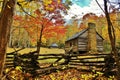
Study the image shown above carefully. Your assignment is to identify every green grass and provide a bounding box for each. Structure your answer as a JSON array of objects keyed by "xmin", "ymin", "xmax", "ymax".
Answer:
[
  {"xmin": 6, "ymin": 47, "xmax": 65, "ymax": 63},
  {"xmin": 7, "ymin": 47, "xmax": 65, "ymax": 54}
]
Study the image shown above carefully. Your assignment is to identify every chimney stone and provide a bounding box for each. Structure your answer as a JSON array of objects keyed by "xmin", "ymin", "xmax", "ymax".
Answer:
[{"xmin": 87, "ymin": 23, "xmax": 97, "ymax": 53}]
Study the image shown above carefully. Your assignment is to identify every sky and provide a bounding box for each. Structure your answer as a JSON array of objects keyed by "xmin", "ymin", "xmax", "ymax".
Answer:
[
  {"xmin": 71, "ymin": 0, "xmax": 91, "ymax": 7},
  {"xmin": 62, "ymin": 0, "xmax": 120, "ymax": 25},
  {"xmin": 63, "ymin": 0, "xmax": 104, "ymax": 21}
]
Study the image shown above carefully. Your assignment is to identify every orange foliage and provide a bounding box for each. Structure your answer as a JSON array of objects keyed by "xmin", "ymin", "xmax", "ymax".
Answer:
[
  {"xmin": 13, "ymin": 9, "xmax": 66, "ymax": 44},
  {"xmin": 79, "ymin": 22, "xmax": 87, "ymax": 31},
  {"xmin": 82, "ymin": 13, "xmax": 98, "ymax": 23}
]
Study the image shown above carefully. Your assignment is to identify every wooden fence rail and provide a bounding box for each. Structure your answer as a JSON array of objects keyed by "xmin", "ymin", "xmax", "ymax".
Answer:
[{"xmin": 5, "ymin": 52, "xmax": 112, "ymax": 76}]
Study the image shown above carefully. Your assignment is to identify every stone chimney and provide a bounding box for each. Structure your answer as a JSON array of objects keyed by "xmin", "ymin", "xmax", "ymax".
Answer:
[{"xmin": 87, "ymin": 23, "xmax": 97, "ymax": 53}]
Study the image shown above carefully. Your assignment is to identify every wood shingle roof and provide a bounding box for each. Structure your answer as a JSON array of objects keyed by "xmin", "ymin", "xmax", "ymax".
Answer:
[{"xmin": 66, "ymin": 28, "xmax": 104, "ymax": 42}]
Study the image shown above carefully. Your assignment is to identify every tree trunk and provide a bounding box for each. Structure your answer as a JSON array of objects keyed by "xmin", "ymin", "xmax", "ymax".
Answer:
[
  {"xmin": 0, "ymin": 0, "xmax": 16, "ymax": 78},
  {"xmin": 8, "ymin": 27, "xmax": 14, "ymax": 47},
  {"xmin": 37, "ymin": 25, "xmax": 44, "ymax": 55},
  {"xmin": 104, "ymin": 0, "xmax": 120, "ymax": 79}
]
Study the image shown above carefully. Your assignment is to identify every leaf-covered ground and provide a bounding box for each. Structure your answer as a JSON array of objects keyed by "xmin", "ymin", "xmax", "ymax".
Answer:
[
  {"xmin": 39, "ymin": 69, "xmax": 115, "ymax": 80},
  {"xmin": 4, "ymin": 67, "xmax": 116, "ymax": 80}
]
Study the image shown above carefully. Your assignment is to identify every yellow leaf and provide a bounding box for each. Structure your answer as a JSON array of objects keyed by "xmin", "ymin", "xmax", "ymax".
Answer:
[
  {"xmin": 42, "ymin": 37, "xmax": 46, "ymax": 43},
  {"xmin": 43, "ymin": 0, "xmax": 52, "ymax": 6},
  {"xmin": 15, "ymin": 66, "xmax": 22, "ymax": 71}
]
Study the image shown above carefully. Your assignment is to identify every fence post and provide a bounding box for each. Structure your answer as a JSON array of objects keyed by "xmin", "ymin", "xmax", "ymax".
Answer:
[{"xmin": 13, "ymin": 53, "xmax": 18, "ymax": 68}]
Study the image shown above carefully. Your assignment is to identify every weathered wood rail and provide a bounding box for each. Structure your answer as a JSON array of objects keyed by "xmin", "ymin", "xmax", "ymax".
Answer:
[
  {"xmin": 5, "ymin": 52, "xmax": 112, "ymax": 76},
  {"xmin": 68, "ymin": 54, "xmax": 109, "ymax": 71},
  {"xmin": 5, "ymin": 48, "xmax": 24, "ymax": 68}
]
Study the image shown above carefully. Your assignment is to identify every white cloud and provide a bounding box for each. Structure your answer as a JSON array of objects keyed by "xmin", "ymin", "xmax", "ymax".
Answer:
[{"xmin": 64, "ymin": 0, "xmax": 104, "ymax": 20}]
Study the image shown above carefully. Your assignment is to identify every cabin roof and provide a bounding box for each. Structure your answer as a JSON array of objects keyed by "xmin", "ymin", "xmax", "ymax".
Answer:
[{"xmin": 66, "ymin": 28, "xmax": 104, "ymax": 42}]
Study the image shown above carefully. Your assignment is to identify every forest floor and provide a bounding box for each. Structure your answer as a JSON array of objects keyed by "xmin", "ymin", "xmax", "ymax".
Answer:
[
  {"xmin": 38, "ymin": 68, "xmax": 116, "ymax": 80},
  {"xmin": 4, "ymin": 67, "xmax": 116, "ymax": 80}
]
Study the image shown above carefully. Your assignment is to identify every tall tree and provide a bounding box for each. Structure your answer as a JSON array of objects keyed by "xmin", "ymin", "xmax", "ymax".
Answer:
[
  {"xmin": 33, "ymin": 0, "xmax": 68, "ymax": 55},
  {"xmin": 0, "ymin": 0, "xmax": 17, "ymax": 78},
  {"xmin": 104, "ymin": 0, "xmax": 120, "ymax": 79},
  {"xmin": 0, "ymin": 0, "xmax": 70, "ymax": 78}
]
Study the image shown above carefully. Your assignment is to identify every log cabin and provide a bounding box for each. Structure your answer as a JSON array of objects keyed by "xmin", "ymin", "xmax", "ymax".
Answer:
[{"xmin": 65, "ymin": 23, "xmax": 104, "ymax": 54}]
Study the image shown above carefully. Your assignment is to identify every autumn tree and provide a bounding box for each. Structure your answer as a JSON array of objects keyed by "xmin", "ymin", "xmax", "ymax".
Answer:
[
  {"xmin": 96, "ymin": 15, "xmax": 106, "ymax": 35},
  {"xmin": 80, "ymin": 13, "xmax": 100, "ymax": 33},
  {"xmin": 12, "ymin": 0, "xmax": 69, "ymax": 54},
  {"xmin": 65, "ymin": 19, "xmax": 80, "ymax": 40},
  {"xmin": 34, "ymin": 0, "xmax": 68, "ymax": 54},
  {"xmin": 109, "ymin": 10, "xmax": 120, "ymax": 44},
  {"xmin": 0, "ymin": 0, "xmax": 71, "ymax": 78},
  {"xmin": 104, "ymin": 0, "xmax": 120, "ymax": 79},
  {"xmin": 82, "ymin": 13, "xmax": 98, "ymax": 24},
  {"xmin": 13, "ymin": 13, "xmax": 66, "ymax": 47},
  {"xmin": 0, "ymin": 0, "xmax": 17, "ymax": 78},
  {"xmin": 14, "ymin": 0, "xmax": 68, "ymax": 54}
]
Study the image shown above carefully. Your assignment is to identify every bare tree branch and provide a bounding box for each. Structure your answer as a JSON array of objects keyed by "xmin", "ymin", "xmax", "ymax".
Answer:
[
  {"xmin": 17, "ymin": 2, "xmax": 35, "ymax": 18},
  {"xmin": 95, "ymin": 0, "xmax": 105, "ymax": 13},
  {"xmin": 96, "ymin": 0, "xmax": 120, "ymax": 32}
]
